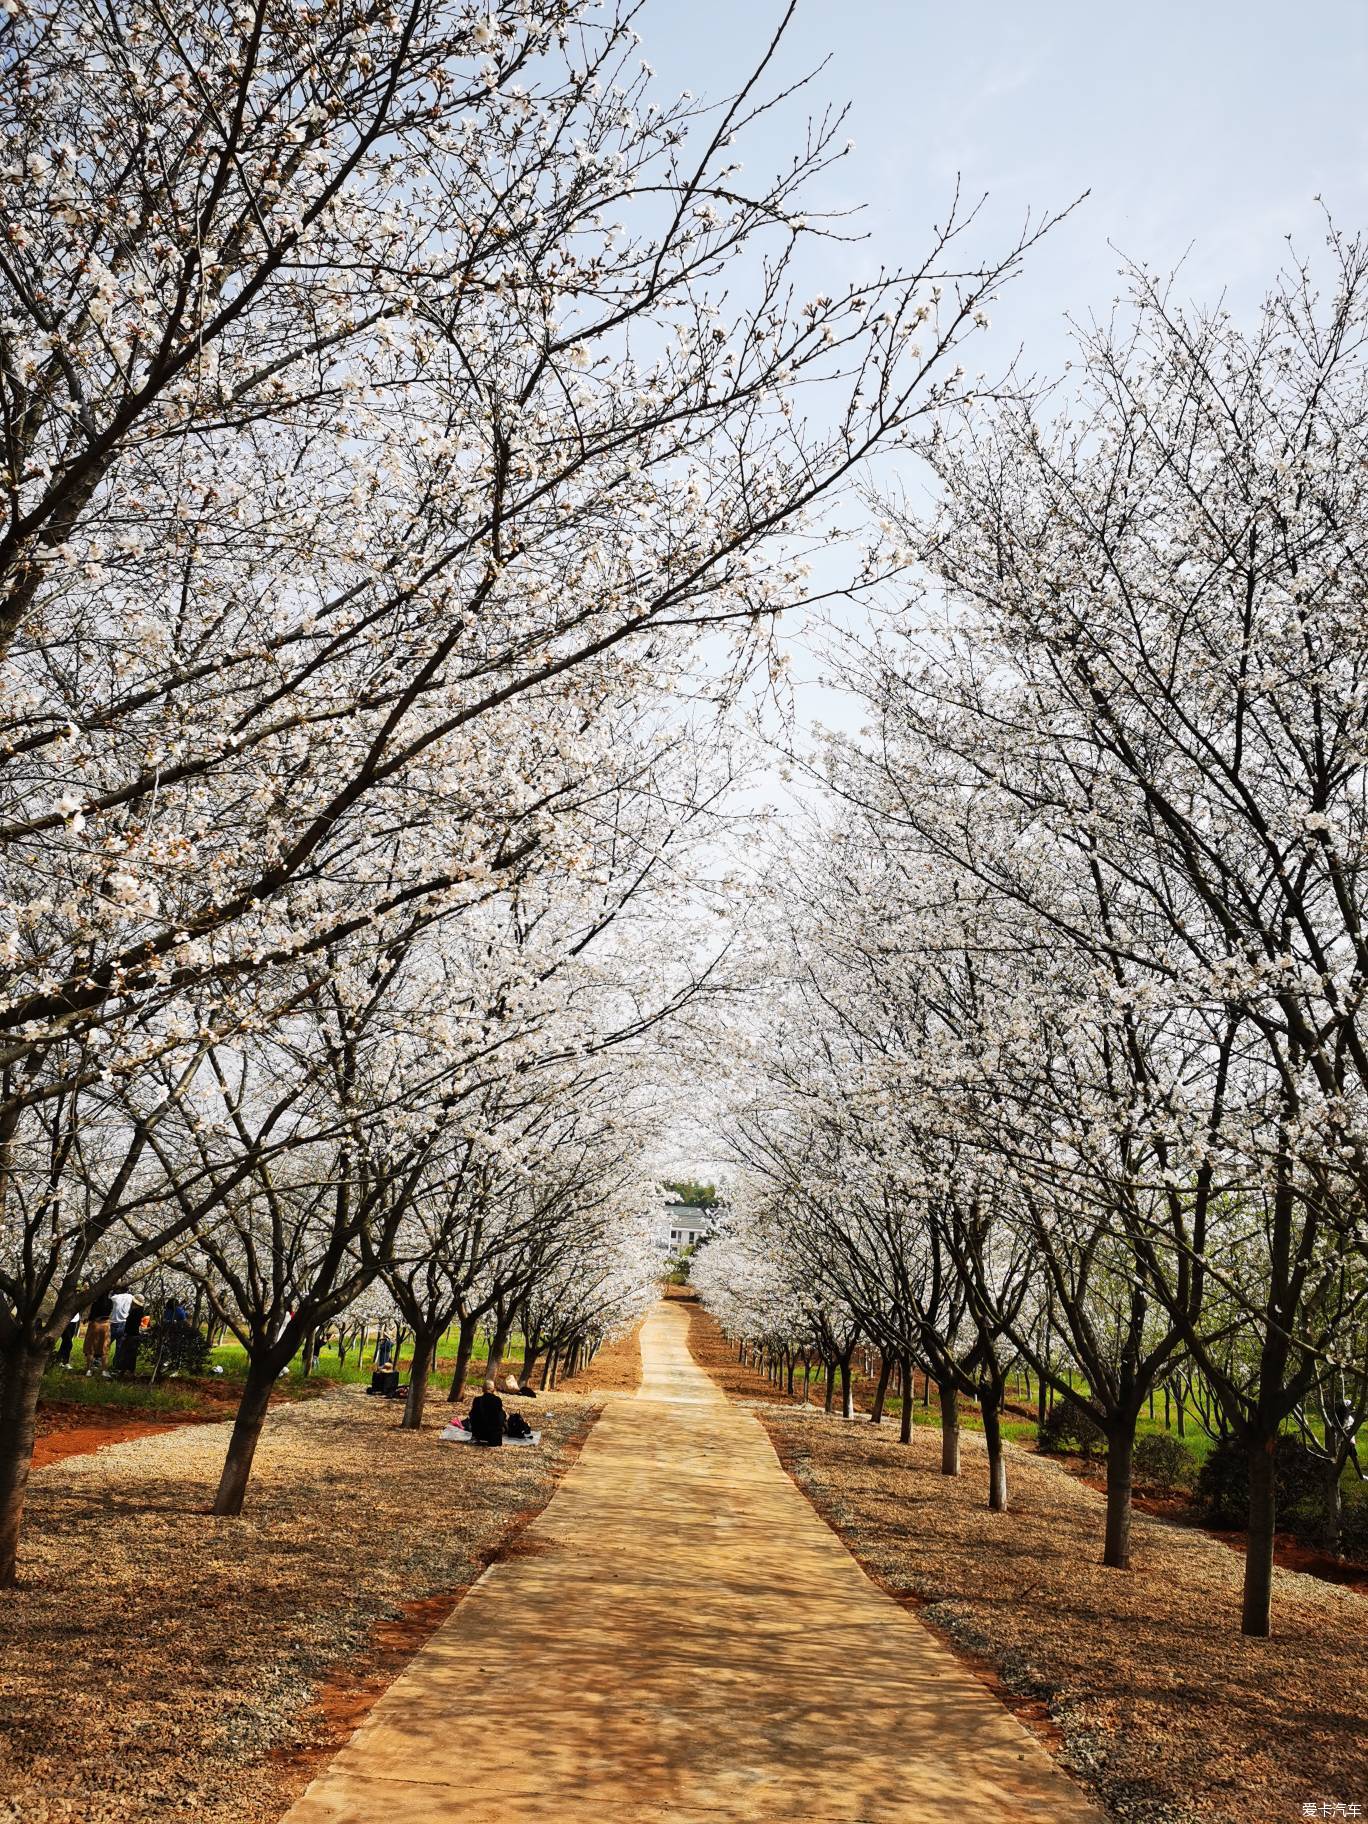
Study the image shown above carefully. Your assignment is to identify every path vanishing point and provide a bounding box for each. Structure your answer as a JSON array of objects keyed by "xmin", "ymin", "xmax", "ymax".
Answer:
[{"xmin": 284, "ymin": 1300, "xmax": 1106, "ymax": 1823}]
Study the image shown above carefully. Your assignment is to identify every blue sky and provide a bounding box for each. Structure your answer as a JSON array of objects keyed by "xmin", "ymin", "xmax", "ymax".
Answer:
[
  {"xmin": 638, "ymin": 1, "xmax": 1368, "ymax": 755},
  {"xmin": 643, "ymin": 0, "xmax": 1368, "ymax": 365},
  {"xmin": 642, "ymin": 1, "xmax": 1368, "ymax": 1169}
]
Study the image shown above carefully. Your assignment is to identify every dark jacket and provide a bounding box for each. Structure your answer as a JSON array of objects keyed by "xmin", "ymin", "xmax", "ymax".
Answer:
[
  {"xmin": 113, "ymin": 1306, "xmax": 144, "ymax": 1373},
  {"xmin": 467, "ymin": 1391, "xmax": 505, "ymax": 1445}
]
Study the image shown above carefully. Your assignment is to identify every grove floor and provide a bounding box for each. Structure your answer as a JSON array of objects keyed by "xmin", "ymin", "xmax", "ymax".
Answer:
[
  {"xmin": 685, "ymin": 1303, "xmax": 1368, "ymax": 1824},
  {"xmin": 1, "ymin": 1383, "xmax": 604, "ymax": 1824},
  {"xmin": 280, "ymin": 1299, "xmax": 1105, "ymax": 1824}
]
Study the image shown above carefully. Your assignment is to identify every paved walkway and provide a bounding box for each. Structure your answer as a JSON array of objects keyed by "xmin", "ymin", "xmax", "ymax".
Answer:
[{"xmin": 284, "ymin": 1302, "xmax": 1105, "ymax": 1823}]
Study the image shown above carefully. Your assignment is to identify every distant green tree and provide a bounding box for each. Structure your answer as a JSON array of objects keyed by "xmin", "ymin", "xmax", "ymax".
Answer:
[{"xmin": 663, "ymin": 1180, "xmax": 717, "ymax": 1208}]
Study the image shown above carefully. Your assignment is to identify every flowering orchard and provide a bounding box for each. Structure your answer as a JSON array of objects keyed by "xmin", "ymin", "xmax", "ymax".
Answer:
[
  {"xmin": 696, "ymin": 237, "xmax": 1368, "ymax": 1641},
  {"xmin": 0, "ymin": 0, "xmax": 1032, "ymax": 1587},
  {"xmin": 7, "ymin": 0, "xmax": 1357, "ymax": 1668}
]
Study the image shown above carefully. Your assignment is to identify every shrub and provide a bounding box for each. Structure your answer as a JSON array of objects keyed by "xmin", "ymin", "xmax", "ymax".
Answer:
[
  {"xmin": 1196, "ymin": 1436, "xmax": 1254, "ymax": 1528},
  {"xmin": 1194, "ymin": 1434, "xmax": 1326, "ymax": 1530},
  {"xmin": 1037, "ymin": 1400, "xmax": 1107, "ymax": 1459},
  {"xmin": 136, "ymin": 1322, "xmax": 210, "ymax": 1378},
  {"xmin": 1132, "ymin": 1431, "xmax": 1197, "ymax": 1491}
]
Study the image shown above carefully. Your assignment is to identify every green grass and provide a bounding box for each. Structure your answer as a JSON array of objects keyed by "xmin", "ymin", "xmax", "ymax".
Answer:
[
  {"xmin": 796, "ymin": 1368, "xmax": 1222, "ymax": 1466},
  {"xmin": 42, "ymin": 1323, "xmax": 527, "ymax": 1422},
  {"xmin": 40, "ymin": 1363, "xmax": 201, "ymax": 1414},
  {"xmin": 206, "ymin": 1326, "xmax": 515, "ymax": 1387},
  {"xmin": 1133, "ymin": 1408, "xmax": 1216, "ymax": 1462},
  {"xmin": 868, "ymin": 1379, "xmax": 1338, "ymax": 1477}
]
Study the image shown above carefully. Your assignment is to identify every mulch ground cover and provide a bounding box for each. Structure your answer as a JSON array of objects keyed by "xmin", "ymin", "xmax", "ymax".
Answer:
[
  {"xmin": 1, "ymin": 1385, "xmax": 601, "ymax": 1824},
  {"xmin": 32, "ymin": 1372, "xmax": 338, "ymax": 1470},
  {"xmin": 554, "ymin": 1320, "xmax": 644, "ymax": 1395},
  {"xmin": 32, "ymin": 1406, "xmax": 218, "ymax": 1470},
  {"xmin": 686, "ymin": 1296, "xmax": 1368, "ymax": 1824}
]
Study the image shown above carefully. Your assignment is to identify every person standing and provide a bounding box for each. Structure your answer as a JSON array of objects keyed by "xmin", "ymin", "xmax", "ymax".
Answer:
[
  {"xmin": 54, "ymin": 1314, "xmax": 80, "ymax": 1368},
  {"xmin": 85, "ymin": 1291, "xmax": 114, "ymax": 1376},
  {"xmin": 109, "ymin": 1288, "xmax": 133, "ymax": 1351},
  {"xmin": 113, "ymin": 1299, "xmax": 145, "ymax": 1376}
]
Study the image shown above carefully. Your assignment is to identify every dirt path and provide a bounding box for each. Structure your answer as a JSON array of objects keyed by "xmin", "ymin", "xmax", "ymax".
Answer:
[{"xmin": 282, "ymin": 1301, "xmax": 1106, "ymax": 1824}]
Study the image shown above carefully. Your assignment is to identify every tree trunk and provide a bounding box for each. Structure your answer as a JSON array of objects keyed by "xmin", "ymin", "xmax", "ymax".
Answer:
[
  {"xmin": 982, "ymin": 1397, "xmax": 1008, "ymax": 1511},
  {"xmin": 939, "ymin": 1381, "xmax": 960, "ymax": 1476},
  {"xmin": 1103, "ymin": 1422, "xmax": 1135, "ymax": 1568},
  {"xmin": 520, "ymin": 1343, "xmax": 541, "ymax": 1389},
  {"xmin": 786, "ymin": 1354, "xmax": 796, "ymax": 1396},
  {"xmin": 485, "ymin": 1317, "xmax": 514, "ymax": 1388},
  {"xmin": 839, "ymin": 1354, "xmax": 854, "ymax": 1420},
  {"xmin": 1241, "ymin": 1438, "xmax": 1277, "ymax": 1637},
  {"xmin": 823, "ymin": 1358, "xmax": 836, "ymax": 1413},
  {"xmin": 212, "ymin": 1358, "xmax": 277, "ymax": 1517},
  {"xmin": 1321, "ymin": 1462, "xmax": 1343, "ymax": 1557},
  {"xmin": 402, "ymin": 1333, "xmax": 433, "ymax": 1430},
  {"xmin": 870, "ymin": 1354, "xmax": 892, "ymax": 1424},
  {"xmin": 0, "ymin": 1341, "xmax": 50, "ymax": 1587},
  {"xmin": 802, "ymin": 1358, "xmax": 812, "ymax": 1403},
  {"xmin": 899, "ymin": 1358, "xmax": 914, "ymax": 1444},
  {"xmin": 446, "ymin": 1313, "xmax": 479, "ymax": 1403}
]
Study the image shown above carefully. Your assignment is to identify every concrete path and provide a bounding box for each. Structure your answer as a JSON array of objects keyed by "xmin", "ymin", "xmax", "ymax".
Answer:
[{"xmin": 283, "ymin": 1301, "xmax": 1105, "ymax": 1823}]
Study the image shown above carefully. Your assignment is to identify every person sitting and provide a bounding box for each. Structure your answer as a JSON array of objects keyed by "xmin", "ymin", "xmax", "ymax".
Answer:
[
  {"xmin": 466, "ymin": 1379, "xmax": 506, "ymax": 1446},
  {"xmin": 503, "ymin": 1373, "xmax": 537, "ymax": 1399}
]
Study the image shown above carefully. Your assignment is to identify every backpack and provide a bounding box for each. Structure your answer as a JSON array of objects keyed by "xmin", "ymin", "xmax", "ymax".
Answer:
[{"xmin": 506, "ymin": 1411, "xmax": 533, "ymax": 1440}]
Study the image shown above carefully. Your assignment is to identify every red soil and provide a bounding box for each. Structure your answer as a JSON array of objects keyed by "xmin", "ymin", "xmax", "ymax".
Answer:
[
  {"xmin": 1205, "ymin": 1523, "xmax": 1368, "ymax": 1594},
  {"xmin": 33, "ymin": 1377, "xmax": 292, "ymax": 1471},
  {"xmin": 1067, "ymin": 1464, "xmax": 1368, "ymax": 1598},
  {"xmin": 33, "ymin": 1404, "xmax": 213, "ymax": 1469}
]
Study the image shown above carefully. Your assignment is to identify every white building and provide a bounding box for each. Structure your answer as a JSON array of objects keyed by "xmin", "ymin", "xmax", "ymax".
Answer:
[{"xmin": 658, "ymin": 1201, "xmax": 713, "ymax": 1253}]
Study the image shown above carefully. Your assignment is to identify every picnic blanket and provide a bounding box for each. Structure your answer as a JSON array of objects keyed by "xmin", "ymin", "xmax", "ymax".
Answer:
[{"xmin": 439, "ymin": 1424, "xmax": 541, "ymax": 1446}]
